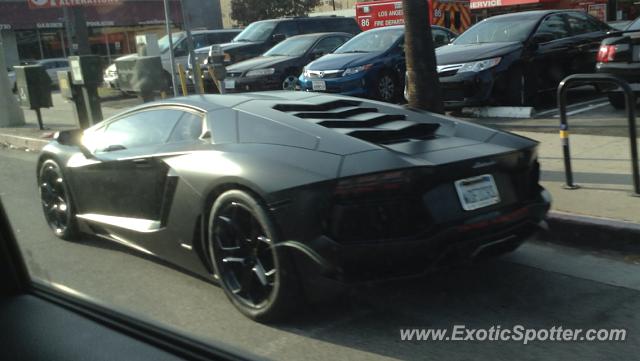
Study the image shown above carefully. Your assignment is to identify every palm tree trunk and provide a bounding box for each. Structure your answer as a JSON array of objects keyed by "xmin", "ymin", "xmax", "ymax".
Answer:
[{"xmin": 403, "ymin": 0, "xmax": 444, "ymax": 113}]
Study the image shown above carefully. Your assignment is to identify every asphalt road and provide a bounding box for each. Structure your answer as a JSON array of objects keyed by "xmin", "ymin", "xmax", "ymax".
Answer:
[{"xmin": 1, "ymin": 147, "xmax": 640, "ymax": 360}]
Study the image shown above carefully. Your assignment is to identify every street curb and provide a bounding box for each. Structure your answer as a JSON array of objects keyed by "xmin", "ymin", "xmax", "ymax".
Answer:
[
  {"xmin": 0, "ymin": 133, "xmax": 48, "ymax": 151},
  {"xmin": 543, "ymin": 211, "xmax": 640, "ymax": 254}
]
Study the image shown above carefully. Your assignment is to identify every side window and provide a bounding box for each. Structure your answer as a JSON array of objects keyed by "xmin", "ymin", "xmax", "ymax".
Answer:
[
  {"xmin": 274, "ymin": 21, "xmax": 299, "ymax": 37},
  {"xmin": 567, "ymin": 13, "xmax": 601, "ymax": 34},
  {"xmin": 192, "ymin": 34, "xmax": 209, "ymax": 49},
  {"xmin": 168, "ymin": 112, "xmax": 205, "ymax": 143},
  {"xmin": 99, "ymin": 109, "xmax": 183, "ymax": 151},
  {"xmin": 312, "ymin": 37, "xmax": 347, "ymax": 54},
  {"xmin": 535, "ymin": 14, "xmax": 570, "ymax": 41},
  {"xmin": 432, "ymin": 29, "xmax": 448, "ymax": 47}
]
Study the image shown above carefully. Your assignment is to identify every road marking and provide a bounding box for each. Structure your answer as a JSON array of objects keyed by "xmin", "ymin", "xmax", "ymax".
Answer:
[
  {"xmin": 554, "ymin": 101, "xmax": 610, "ymax": 118},
  {"xmin": 535, "ymin": 97, "xmax": 608, "ymax": 118}
]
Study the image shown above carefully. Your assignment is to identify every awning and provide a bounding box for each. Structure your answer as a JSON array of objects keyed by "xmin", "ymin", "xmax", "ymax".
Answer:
[
  {"xmin": 469, "ymin": 0, "xmax": 556, "ymax": 10},
  {"xmin": 0, "ymin": 0, "xmax": 182, "ymax": 30}
]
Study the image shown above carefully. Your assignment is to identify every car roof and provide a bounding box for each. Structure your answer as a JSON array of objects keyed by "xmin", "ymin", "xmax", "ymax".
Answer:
[
  {"xmin": 483, "ymin": 9, "xmax": 589, "ymax": 21},
  {"xmin": 285, "ymin": 32, "xmax": 353, "ymax": 40},
  {"xmin": 191, "ymin": 29, "xmax": 242, "ymax": 34}
]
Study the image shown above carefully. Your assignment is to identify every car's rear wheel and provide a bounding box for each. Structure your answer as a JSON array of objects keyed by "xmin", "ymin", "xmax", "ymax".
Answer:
[
  {"xmin": 281, "ymin": 74, "xmax": 298, "ymax": 91},
  {"xmin": 375, "ymin": 71, "xmax": 398, "ymax": 103},
  {"xmin": 207, "ymin": 190, "xmax": 302, "ymax": 322},
  {"xmin": 608, "ymin": 93, "xmax": 627, "ymax": 109},
  {"xmin": 38, "ymin": 159, "xmax": 78, "ymax": 240}
]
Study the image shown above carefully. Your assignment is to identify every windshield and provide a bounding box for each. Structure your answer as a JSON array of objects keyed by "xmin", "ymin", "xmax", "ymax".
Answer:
[
  {"xmin": 454, "ymin": 16, "xmax": 538, "ymax": 44},
  {"xmin": 158, "ymin": 32, "xmax": 184, "ymax": 53},
  {"xmin": 335, "ymin": 28, "xmax": 403, "ymax": 53},
  {"xmin": 233, "ymin": 21, "xmax": 277, "ymax": 42},
  {"xmin": 264, "ymin": 36, "xmax": 316, "ymax": 56}
]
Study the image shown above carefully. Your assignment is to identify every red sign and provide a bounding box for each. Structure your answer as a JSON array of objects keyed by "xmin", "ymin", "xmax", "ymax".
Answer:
[
  {"xmin": 469, "ymin": 0, "xmax": 556, "ymax": 9},
  {"xmin": 27, "ymin": 0, "xmax": 120, "ymax": 9},
  {"xmin": 355, "ymin": 0, "xmax": 433, "ymax": 31}
]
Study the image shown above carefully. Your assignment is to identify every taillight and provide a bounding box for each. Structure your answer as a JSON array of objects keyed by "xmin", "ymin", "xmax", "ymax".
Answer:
[
  {"xmin": 597, "ymin": 45, "xmax": 616, "ymax": 63},
  {"xmin": 334, "ymin": 170, "xmax": 410, "ymax": 197}
]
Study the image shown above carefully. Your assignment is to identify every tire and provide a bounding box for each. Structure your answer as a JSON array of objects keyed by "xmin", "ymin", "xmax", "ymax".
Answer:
[
  {"xmin": 506, "ymin": 66, "xmax": 536, "ymax": 107},
  {"xmin": 38, "ymin": 159, "xmax": 79, "ymax": 240},
  {"xmin": 281, "ymin": 73, "xmax": 298, "ymax": 91},
  {"xmin": 608, "ymin": 93, "xmax": 626, "ymax": 110},
  {"xmin": 207, "ymin": 190, "xmax": 303, "ymax": 322},
  {"xmin": 374, "ymin": 71, "xmax": 398, "ymax": 103}
]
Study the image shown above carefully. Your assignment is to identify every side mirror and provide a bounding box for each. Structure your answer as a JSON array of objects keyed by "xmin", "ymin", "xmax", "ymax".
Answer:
[
  {"xmin": 531, "ymin": 33, "xmax": 554, "ymax": 44},
  {"xmin": 54, "ymin": 129, "xmax": 95, "ymax": 159},
  {"xmin": 449, "ymin": 37, "xmax": 456, "ymax": 44},
  {"xmin": 271, "ymin": 33, "xmax": 286, "ymax": 44},
  {"xmin": 310, "ymin": 51, "xmax": 325, "ymax": 60}
]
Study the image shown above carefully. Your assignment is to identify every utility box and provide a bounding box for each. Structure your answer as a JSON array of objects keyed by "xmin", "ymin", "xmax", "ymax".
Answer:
[
  {"xmin": 14, "ymin": 65, "xmax": 52, "ymax": 110},
  {"xmin": 68, "ymin": 55, "xmax": 103, "ymax": 86},
  {"xmin": 116, "ymin": 56, "xmax": 166, "ymax": 95}
]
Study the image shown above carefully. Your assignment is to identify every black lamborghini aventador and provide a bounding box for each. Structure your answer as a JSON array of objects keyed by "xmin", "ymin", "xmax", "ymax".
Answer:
[{"xmin": 37, "ymin": 92, "xmax": 551, "ymax": 321}]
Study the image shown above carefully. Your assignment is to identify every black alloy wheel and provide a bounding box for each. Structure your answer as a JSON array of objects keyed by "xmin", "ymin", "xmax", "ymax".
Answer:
[
  {"xmin": 282, "ymin": 74, "xmax": 298, "ymax": 90},
  {"xmin": 375, "ymin": 72, "xmax": 398, "ymax": 103},
  {"xmin": 208, "ymin": 190, "xmax": 301, "ymax": 322},
  {"xmin": 38, "ymin": 159, "xmax": 78, "ymax": 240}
]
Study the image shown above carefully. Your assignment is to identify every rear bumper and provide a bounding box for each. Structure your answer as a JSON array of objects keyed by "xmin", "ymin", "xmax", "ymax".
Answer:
[
  {"xmin": 596, "ymin": 63, "xmax": 640, "ymax": 84},
  {"xmin": 289, "ymin": 188, "xmax": 551, "ymax": 283},
  {"xmin": 224, "ymin": 76, "xmax": 282, "ymax": 93}
]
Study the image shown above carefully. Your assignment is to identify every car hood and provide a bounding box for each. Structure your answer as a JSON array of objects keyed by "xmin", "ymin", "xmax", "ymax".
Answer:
[
  {"xmin": 306, "ymin": 52, "xmax": 384, "ymax": 71},
  {"xmin": 227, "ymin": 56, "xmax": 296, "ymax": 73},
  {"xmin": 436, "ymin": 42, "xmax": 522, "ymax": 65}
]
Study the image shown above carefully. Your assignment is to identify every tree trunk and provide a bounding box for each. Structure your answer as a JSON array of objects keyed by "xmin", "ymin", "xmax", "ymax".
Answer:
[{"xmin": 403, "ymin": 0, "xmax": 444, "ymax": 114}]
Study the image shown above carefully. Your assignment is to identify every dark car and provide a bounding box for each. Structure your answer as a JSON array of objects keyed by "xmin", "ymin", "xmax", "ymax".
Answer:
[
  {"xmin": 298, "ymin": 25, "xmax": 456, "ymax": 103},
  {"xmin": 596, "ymin": 17, "xmax": 640, "ymax": 108},
  {"xmin": 436, "ymin": 10, "xmax": 612, "ymax": 108},
  {"xmin": 188, "ymin": 16, "xmax": 360, "ymax": 71},
  {"xmin": 223, "ymin": 32, "xmax": 352, "ymax": 93},
  {"xmin": 37, "ymin": 92, "xmax": 550, "ymax": 322}
]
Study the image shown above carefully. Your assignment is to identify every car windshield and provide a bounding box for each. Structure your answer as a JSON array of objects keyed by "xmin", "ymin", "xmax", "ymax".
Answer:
[
  {"xmin": 158, "ymin": 32, "xmax": 185, "ymax": 53},
  {"xmin": 264, "ymin": 36, "xmax": 317, "ymax": 56},
  {"xmin": 627, "ymin": 18, "xmax": 640, "ymax": 31},
  {"xmin": 335, "ymin": 28, "xmax": 403, "ymax": 53},
  {"xmin": 232, "ymin": 21, "xmax": 277, "ymax": 42},
  {"xmin": 454, "ymin": 16, "xmax": 538, "ymax": 44}
]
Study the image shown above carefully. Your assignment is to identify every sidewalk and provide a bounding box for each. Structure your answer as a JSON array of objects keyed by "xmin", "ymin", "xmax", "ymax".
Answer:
[{"xmin": 1, "ymin": 96, "xmax": 639, "ymax": 232}]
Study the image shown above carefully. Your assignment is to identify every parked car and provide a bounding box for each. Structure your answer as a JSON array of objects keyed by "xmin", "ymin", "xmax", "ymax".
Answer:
[
  {"xmin": 37, "ymin": 91, "xmax": 550, "ymax": 321},
  {"xmin": 298, "ymin": 25, "xmax": 456, "ymax": 102},
  {"xmin": 436, "ymin": 10, "xmax": 612, "ymax": 108},
  {"xmin": 9, "ymin": 58, "xmax": 69, "ymax": 92},
  {"xmin": 104, "ymin": 29, "xmax": 241, "ymax": 90},
  {"xmin": 188, "ymin": 16, "xmax": 361, "ymax": 73},
  {"xmin": 223, "ymin": 32, "xmax": 352, "ymax": 93},
  {"xmin": 596, "ymin": 16, "xmax": 640, "ymax": 108}
]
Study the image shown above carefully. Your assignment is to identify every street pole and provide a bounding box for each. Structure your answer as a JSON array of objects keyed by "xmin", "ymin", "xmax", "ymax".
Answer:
[
  {"xmin": 0, "ymin": 36, "xmax": 25, "ymax": 127},
  {"xmin": 179, "ymin": 0, "xmax": 202, "ymax": 94},
  {"xmin": 163, "ymin": 0, "xmax": 178, "ymax": 97},
  {"xmin": 403, "ymin": 0, "xmax": 444, "ymax": 113},
  {"xmin": 71, "ymin": 7, "xmax": 91, "ymax": 55}
]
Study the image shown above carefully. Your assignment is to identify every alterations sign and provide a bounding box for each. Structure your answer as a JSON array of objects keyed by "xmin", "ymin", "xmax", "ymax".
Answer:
[{"xmin": 27, "ymin": 0, "xmax": 120, "ymax": 9}]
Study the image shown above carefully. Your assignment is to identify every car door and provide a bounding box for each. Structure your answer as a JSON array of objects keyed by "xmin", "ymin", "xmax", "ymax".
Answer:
[
  {"xmin": 529, "ymin": 13, "xmax": 574, "ymax": 90},
  {"xmin": 566, "ymin": 12, "xmax": 610, "ymax": 73},
  {"xmin": 68, "ymin": 108, "xmax": 185, "ymax": 223}
]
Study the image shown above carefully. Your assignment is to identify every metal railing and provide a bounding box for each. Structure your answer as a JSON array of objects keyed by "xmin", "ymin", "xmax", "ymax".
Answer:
[{"xmin": 557, "ymin": 73, "xmax": 640, "ymax": 197}]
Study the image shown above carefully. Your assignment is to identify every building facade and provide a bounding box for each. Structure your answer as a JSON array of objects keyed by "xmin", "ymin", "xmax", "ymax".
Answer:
[{"xmin": 1, "ymin": 0, "xmax": 223, "ymax": 68}]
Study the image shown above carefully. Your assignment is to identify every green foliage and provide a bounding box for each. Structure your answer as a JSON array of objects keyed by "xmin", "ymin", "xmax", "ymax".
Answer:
[{"xmin": 230, "ymin": 0, "xmax": 321, "ymax": 26}]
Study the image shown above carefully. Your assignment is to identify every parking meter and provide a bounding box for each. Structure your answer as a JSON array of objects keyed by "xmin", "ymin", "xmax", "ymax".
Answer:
[
  {"xmin": 14, "ymin": 65, "xmax": 52, "ymax": 130},
  {"xmin": 208, "ymin": 45, "xmax": 227, "ymax": 94},
  {"xmin": 58, "ymin": 70, "xmax": 91, "ymax": 129},
  {"xmin": 116, "ymin": 56, "xmax": 166, "ymax": 102},
  {"xmin": 68, "ymin": 55, "xmax": 103, "ymax": 128}
]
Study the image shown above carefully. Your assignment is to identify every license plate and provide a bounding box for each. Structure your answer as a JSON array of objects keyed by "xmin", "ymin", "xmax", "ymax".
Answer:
[
  {"xmin": 224, "ymin": 79, "xmax": 235, "ymax": 89},
  {"xmin": 312, "ymin": 80, "xmax": 326, "ymax": 91},
  {"xmin": 454, "ymin": 174, "xmax": 500, "ymax": 211}
]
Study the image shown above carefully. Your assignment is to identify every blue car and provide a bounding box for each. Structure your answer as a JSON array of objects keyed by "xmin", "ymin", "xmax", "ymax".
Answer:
[{"xmin": 298, "ymin": 25, "xmax": 455, "ymax": 102}]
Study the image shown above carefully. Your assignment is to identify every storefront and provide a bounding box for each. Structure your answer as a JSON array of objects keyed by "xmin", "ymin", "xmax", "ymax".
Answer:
[
  {"xmin": 0, "ymin": 0, "xmax": 187, "ymax": 66},
  {"xmin": 469, "ymin": 0, "xmax": 611, "ymax": 22}
]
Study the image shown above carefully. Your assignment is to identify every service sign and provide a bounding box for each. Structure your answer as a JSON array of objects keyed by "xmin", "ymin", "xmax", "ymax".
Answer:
[{"xmin": 27, "ymin": 0, "xmax": 120, "ymax": 9}]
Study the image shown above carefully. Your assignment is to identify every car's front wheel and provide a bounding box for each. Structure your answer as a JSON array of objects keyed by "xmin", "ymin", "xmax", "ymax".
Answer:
[
  {"xmin": 281, "ymin": 73, "xmax": 298, "ymax": 90},
  {"xmin": 207, "ymin": 190, "xmax": 302, "ymax": 322},
  {"xmin": 38, "ymin": 159, "xmax": 78, "ymax": 240},
  {"xmin": 375, "ymin": 71, "xmax": 398, "ymax": 103},
  {"xmin": 506, "ymin": 66, "xmax": 536, "ymax": 107}
]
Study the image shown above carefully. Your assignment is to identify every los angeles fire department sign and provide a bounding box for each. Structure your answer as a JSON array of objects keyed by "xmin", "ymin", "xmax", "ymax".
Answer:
[{"xmin": 28, "ymin": 0, "xmax": 120, "ymax": 9}]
